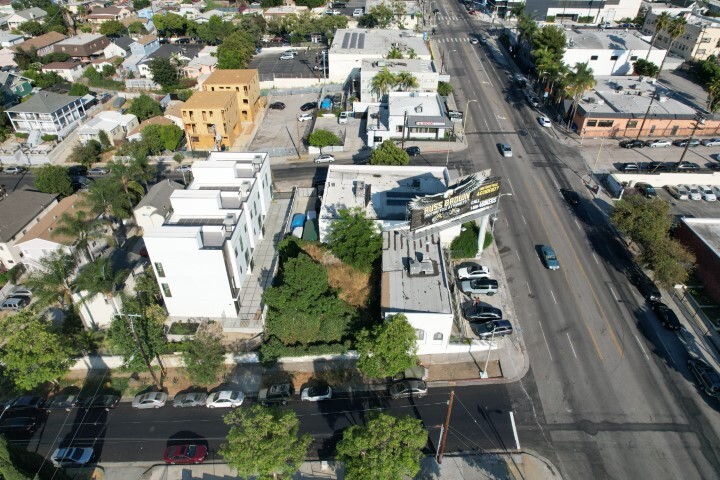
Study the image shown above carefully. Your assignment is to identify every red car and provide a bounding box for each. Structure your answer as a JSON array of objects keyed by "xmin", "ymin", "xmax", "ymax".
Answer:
[{"xmin": 163, "ymin": 444, "xmax": 208, "ymax": 464}]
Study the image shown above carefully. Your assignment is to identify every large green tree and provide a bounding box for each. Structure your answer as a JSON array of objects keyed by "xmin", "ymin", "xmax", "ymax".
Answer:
[
  {"xmin": 0, "ymin": 436, "xmax": 30, "ymax": 480},
  {"xmin": 69, "ymin": 139, "xmax": 102, "ymax": 167},
  {"xmin": 326, "ymin": 208, "xmax": 382, "ymax": 273},
  {"xmin": 0, "ymin": 311, "xmax": 73, "ymax": 391},
  {"xmin": 128, "ymin": 94, "xmax": 162, "ymax": 121},
  {"xmin": 75, "ymin": 256, "xmax": 127, "ymax": 313},
  {"xmin": 99, "ymin": 19, "xmax": 127, "ymax": 37},
  {"xmin": 25, "ymin": 250, "xmax": 77, "ymax": 308},
  {"xmin": 148, "ymin": 57, "xmax": 179, "ymax": 90},
  {"xmin": 142, "ymin": 123, "xmax": 184, "ymax": 153},
  {"xmin": 356, "ymin": 313, "xmax": 418, "ymax": 378},
  {"xmin": 308, "ymin": 129, "xmax": 340, "ymax": 148},
  {"xmin": 217, "ymin": 31, "xmax": 257, "ymax": 69},
  {"xmin": 369, "ymin": 139, "xmax": 410, "ymax": 166},
  {"xmin": 220, "ymin": 404, "xmax": 311, "ymax": 479},
  {"xmin": 34, "ymin": 164, "xmax": 73, "ymax": 197},
  {"xmin": 182, "ymin": 330, "xmax": 225, "ymax": 385},
  {"xmin": 197, "ymin": 15, "xmax": 235, "ymax": 45},
  {"xmin": 336, "ymin": 413, "xmax": 427, "ymax": 480},
  {"xmin": 611, "ymin": 195, "xmax": 671, "ymax": 248},
  {"xmin": 638, "ymin": 237, "xmax": 695, "ymax": 288}
]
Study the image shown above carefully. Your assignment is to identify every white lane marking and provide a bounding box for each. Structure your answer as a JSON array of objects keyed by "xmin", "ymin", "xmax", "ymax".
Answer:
[
  {"xmin": 567, "ymin": 333, "xmax": 578, "ymax": 359},
  {"xmin": 521, "ymin": 215, "xmax": 527, "ymax": 225},
  {"xmin": 574, "ymin": 219, "xmax": 581, "ymax": 231},
  {"xmin": 609, "ymin": 287, "xmax": 618, "ymax": 302},
  {"xmin": 634, "ymin": 334, "xmax": 650, "ymax": 360},
  {"xmin": 550, "ymin": 290, "xmax": 557, "ymax": 305},
  {"xmin": 516, "ymin": 250, "xmax": 521, "ymax": 262},
  {"xmin": 552, "ymin": 178, "xmax": 560, "ymax": 190},
  {"xmin": 526, "ymin": 282, "xmax": 532, "ymax": 295},
  {"xmin": 507, "ymin": 178, "xmax": 516, "ymax": 196},
  {"xmin": 592, "ymin": 252, "xmax": 599, "ymax": 265},
  {"xmin": 538, "ymin": 320, "xmax": 553, "ymax": 361},
  {"xmin": 504, "ymin": 217, "xmax": 509, "ymax": 227},
  {"xmin": 509, "ymin": 412, "xmax": 521, "ymax": 450}
]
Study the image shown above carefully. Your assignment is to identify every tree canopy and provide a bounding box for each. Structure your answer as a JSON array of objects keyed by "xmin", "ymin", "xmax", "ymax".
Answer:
[
  {"xmin": 326, "ymin": 208, "xmax": 383, "ymax": 273},
  {"xmin": 611, "ymin": 195, "xmax": 672, "ymax": 248},
  {"xmin": 308, "ymin": 129, "xmax": 341, "ymax": 148},
  {"xmin": 336, "ymin": 412, "xmax": 427, "ymax": 480},
  {"xmin": 148, "ymin": 57, "xmax": 179, "ymax": 90},
  {"xmin": 217, "ymin": 31, "xmax": 257, "ymax": 69},
  {"xmin": 182, "ymin": 330, "xmax": 225, "ymax": 385},
  {"xmin": 69, "ymin": 139, "xmax": 102, "ymax": 167},
  {"xmin": 128, "ymin": 94, "xmax": 162, "ymax": 121},
  {"xmin": 369, "ymin": 140, "xmax": 410, "ymax": 166},
  {"xmin": 34, "ymin": 164, "xmax": 73, "ymax": 197},
  {"xmin": 356, "ymin": 313, "xmax": 418, "ymax": 378},
  {"xmin": 25, "ymin": 250, "xmax": 77, "ymax": 308},
  {"xmin": 142, "ymin": 123, "xmax": 184, "ymax": 153},
  {"xmin": 99, "ymin": 19, "xmax": 127, "ymax": 37},
  {"xmin": 0, "ymin": 436, "xmax": 30, "ymax": 480}
]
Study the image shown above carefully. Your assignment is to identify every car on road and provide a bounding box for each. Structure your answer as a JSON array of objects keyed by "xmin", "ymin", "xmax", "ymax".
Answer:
[
  {"xmin": 67, "ymin": 165, "xmax": 88, "ymax": 176},
  {"xmin": 667, "ymin": 185, "xmax": 689, "ymax": 200},
  {"xmin": 646, "ymin": 139, "xmax": 671, "ymax": 148},
  {"xmin": 472, "ymin": 319, "xmax": 514, "ymax": 339},
  {"xmin": 405, "ymin": 146, "xmax": 421, "ymax": 156},
  {"xmin": 687, "ymin": 358, "xmax": 720, "ymax": 397},
  {"xmin": 621, "ymin": 162, "xmax": 640, "ymax": 172},
  {"xmin": 175, "ymin": 165, "xmax": 192, "ymax": 173},
  {"xmin": 163, "ymin": 444, "xmax": 208, "ymax": 465},
  {"xmin": 636, "ymin": 183, "xmax": 656, "ymax": 198},
  {"xmin": 540, "ymin": 245, "xmax": 560, "ymax": 270},
  {"xmin": 300, "ymin": 385, "xmax": 333, "ymax": 402},
  {"xmin": 499, "ymin": 143, "xmax": 512, "ymax": 157},
  {"xmin": 206, "ymin": 390, "xmax": 244, "ymax": 408},
  {"xmin": 635, "ymin": 274, "xmax": 661, "ymax": 301},
  {"xmin": 479, "ymin": 36, "xmax": 487, "ymax": 44},
  {"xmin": 298, "ymin": 113, "xmax": 313, "ymax": 122},
  {"xmin": 538, "ymin": 116, "xmax": 552, "ymax": 127},
  {"xmin": 674, "ymin": 161, "xmax": 700, "ymax": 172},
  {"xmin": 699, "ymin": 185, "xmax": 717, "ymax": 201},
  {"xmin": 5, "ymin": 396, "xmax": 45, "ymax": 411},
  {"xmin": 701, "ymin": 137, "xmax": 720, "ymax": 146},
  {"xmin": 470, "ymin": 37, "xmax": 479, "ymax": 45},
  {"xmin": 173, "ymin": 393, "xmax": 208, "ymax": 408},
  {"xmin": 88, "ymin": 167, "xmax": 108, "ymax": 175},
  {"xmin": 673, "ymin": 138, "xmax": 701, "ymax": 147},
  {"xmin": 51, "ymin": 447, "xmax": 93, "ymax": 467},
  {"xmin": 645, "ymin": 161, "xmax": 670, "ymax": 172},
  {"xmin": 4, "ymin": 166, "xmax": 25, "ymax": 174},
  {"xmin": 45, "ymin": 395, "xmax": 79, "ymax": 412},
  {"xmin": 560, "ymin": 188, "xmax": 580, "ymax": 205},
  {"xmin": 81, "ymin": 395, "xmax": 120, "ymax": 411},
  {"xmin": 389, "ymin": 380, "xmax": 427, "ymax": 399},
  {"xmin": 619, "ymin": 139, "xmax": 644, "ymax": 149},
  {"xmin": 0, "ymin": 417, "xmax": 37, "ymax": 434},
  {"xmin": 269, "ymin": 102, "xmax": 285, "ymax": 110},
  {"xmin": 460, "ymin": 278, "xmax": 499, "ymax": 296},
  {"xmin": 686, "ymin": 185, "xmax": 702, "ymax": 200},
  {"xmin": 280, "ymin": 53, "xmax": 294, "ymax": 60},
  {"xmin": 457, "ymin": 264, "xmax": 490, "ymax": 280},
  {"xmin": 463, "ymin": 305, "xmax": 502, "ymax": 322},
  {"xmin": 258, "ymin": 383, "xmax": 294, "ymax": 406},
  {"xmin": 651, "ymin": 301, "xmax": 681, "ymax": 331},
  {"xmin": 314, "ymin": 154, "xmax": 335, "ymax": 164},
  {"xmin": 300, "ymin": 102, "xmax": 316, "ymax": 111},
  {"xmin": 132, "ymin": 392, "xmax": 168, "ymax": 409}
]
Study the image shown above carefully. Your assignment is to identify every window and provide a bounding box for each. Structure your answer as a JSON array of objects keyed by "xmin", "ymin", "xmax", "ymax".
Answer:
[
  {"xmin": 415, "ymin": 329, "xmax": 425, "ymax": 341},
  {"xmin": 627, "ymin": 120, "xmax": 638, "ymax": 128},
  {"xmin": 590, "ymin": 55, "xmax": 598, "ymax": 60},
  {"xmin": 587, "ymin": 120, "xmax": 597, "ymax": 127},
  {"xmin": 190, "ymin": 136, "xmax": 199, "ymax": 142},
  {"xmin": 630, "ymin": 56, "xmax": 638, "ymax": 61},
  {"xmin": 154, "ymin": 262, "xmax": 165, "ymax": 277},
  {"xmin": 598, "ymin": 120, "xmax": 614, "ymax": 128},
  {"xmin": 396, "ymin": 125, "xmax": 404, "ymax": 133},
  {"xmin": 610, "ymin": 55, "xmax": 619, "ymax": 61},
  {"xmin": 244, "ymin": 249, "xmax": 250, "ymax": 264},
  {"xmin": 161, "ymin": 283, "xmax": 172, "ymax": 297},
  {"xmin": 433, "ymin": 332, "xmax": 443, "ymax": 342}
]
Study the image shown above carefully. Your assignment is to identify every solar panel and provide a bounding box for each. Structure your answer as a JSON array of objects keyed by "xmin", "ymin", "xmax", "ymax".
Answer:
[
  {"xmin": 341, "ymin": 33, "xmax": 350, "ymax": 49},
  {"xmin": 358, "ymin": 33, "xmax": 365, "ymax": 49},
  {"xmin": 350, "ymin": 32, "xmax": 358, "ymax": 49}
]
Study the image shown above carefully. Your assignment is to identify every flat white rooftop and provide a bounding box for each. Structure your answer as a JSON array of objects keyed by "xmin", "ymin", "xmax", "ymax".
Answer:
[
  {"xmin": 388, "ymin": 92, "xmax": 444, "ymax": 118},
  {"xmin": 362, "ymin": 58, "xmax": 435, "ymax": 74},
  {"xmin": 566, "ymin": 29, "xmax": 652, "ymax": 50},
  {"xmin": 330, "ymin": 28, "xmax": 430, "ymax": 58}
]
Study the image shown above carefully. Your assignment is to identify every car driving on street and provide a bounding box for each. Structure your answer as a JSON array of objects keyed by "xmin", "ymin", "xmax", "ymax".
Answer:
[{"xmin": 540, "ymin": 245, "xmax": 560, "ymax": 270}]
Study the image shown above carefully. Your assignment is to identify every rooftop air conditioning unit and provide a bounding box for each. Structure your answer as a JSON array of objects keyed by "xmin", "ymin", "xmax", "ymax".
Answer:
[
  {"xmin": 377, "ymin": 61, "xmax": 386, "ymax": 67},
  {"xmin": 414, "ymin": 105, "xmax": 423, "ymax": 113},
  {"xmin": 408, "ymin": 256, "xmax": 434, "ymax": 275},
  {"xmin": 223, "ymin": 213, "xmax": 235, "ymax": 233},
  {"xmin": 587, "ymin": 97, "xmax": 596, "ymax": 103},
  {"xmin": 597, "ymin": 99, "xmax": 605, "ymax": 105}
]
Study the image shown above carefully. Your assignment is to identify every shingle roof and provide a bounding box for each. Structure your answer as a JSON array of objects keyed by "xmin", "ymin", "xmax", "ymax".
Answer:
[
  {"xmin": 137, "ymin": 34, "xmax": 157, "ymax": 46},
  {"xmin": 13, "ymin": 7, "xmax": 47, "ymax": 20},
  {"xmin": 145, "ymin": 44, "xmax": 202, "ymax": 61},
  {"xmin": 6, "ymin": 91, "xmax": 81, "ymax": 114},
  {"xmin": 10, "ymin": 32, "xmax": 66, "ymax": 52},
  {"xmin": 19, "ymin": 193, "xmax": 95, "ymax": 245},
  {"xmin": 135, "ymin": 179, "xmax": 184, "ymax": 211},
  {"xmin": 127, "ymin": 115, "xmax": 173, "ymax": 137},
  {"xmin": 0, "ymin": 189, "xmax": 58, "ymax": 242},
  {"xmin": 43, "ymin": 61, "xmax": 82, "ymax": 70},
  {"xmin": 107, "ymin": 35, "xmax": 135, "ymax": 52}
]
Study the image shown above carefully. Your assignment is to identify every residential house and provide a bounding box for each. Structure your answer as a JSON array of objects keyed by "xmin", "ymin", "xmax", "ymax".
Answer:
[
  {"xmin": 195, "ymin": 9, "xmax": 234, "ymax": 23},
  {"xmin": 5, "ymin": 91, "xmax": 87, "ymax": 139},
  {"xmin": 10, "ymin": 31, "xmax": 67, "ymax": 57},
  {"xmin": 103, "ymin": 35, "xmax": 135, "ymax": 59},
  {"xmin": 164, "ymin": 102, "xmax": 184, "ymax": 128},
  {"xmin": 201, "ymin": 69, "xmax": 261, "ymax": 123},
  {"xmin": 177, "ymin": 5, "xmax": 202, "ymax": 19},
  {"xmin": 121, "ymin": 15, "xmax": 155, "ymax": 34},
  {"xmin": 86, "ymin": 6, "xmax": 133, "ymax": 24},
  {"xmin": 77, "ymin": 110, "xmax": 139, "ymax": 144},
  {"xmin": 6, "ymin": 7, "xmax": 47, "ymax": 29},
  {"xmin": 263, "ymin": 5, "xmax": 308, "ymax": 19},
  {"xmin": 0, "ymin": 71, "xmax": 32, "ymax": 107},
  {"xmin": 140, "ymin": 151, "xmax": 272, "ymax": 330},
  {"xmin": 133, "ymin": 179, "xmax": 183, "ymax": 233},
  {"xmin": 0, "ymin": 189, "xmax": 58, "ymax": 271},
  {"xmin": 183, "ymin": 53, "xmax": 217, "ymax": 79},
  {"xmin": 126, "ymin": 115, "xmax": 174, "ymax": 142},
  {"xmin": 42, "ymin": 61, "xmax": 84, "ymax": 82},
  {"xmin": 137, "ymin": 44, "xmax": 201, "ymax": 79},
  {"xmin": 181, "ymin": 90, "xmax": 240, "ymax": 150},
  {"xmin": 136, "ymin": 6, "xmax": 158, "ymax": 19},
  {"xmin": 0, "ymin": 32, "xmax": 23, "ymax": 48},
  {"xmin": 90, "ymin": 55, "xmax": 116, "ymax": 71},
  {"xmin": 63, "ymin": 0, "xmax": 94, "ymax": 15},
  {"xmin": 0, "ymin": 47, "xmax": 16, "ymax": 69},
  {"xmin": 0, "ymin": 0, "xmax": 14, "ymax": 17},
  {"xmin": 121, "ymin": 33, "xmax": 160, "ymax": 73},
  {"xmin": 54, "ymin": 34, "xmax": 111, "ymax": 62}
]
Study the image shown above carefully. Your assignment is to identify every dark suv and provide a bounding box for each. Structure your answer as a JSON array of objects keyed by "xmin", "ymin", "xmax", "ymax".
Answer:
[
  {"xmin": 67, "ymin": 165, "xmax": 88, "ymax": 176},
  {"xmin": 636, "ymin": 274, "xmax": 661, "ymax": 302},
  {"xmin": 636, "ymin": 183, "xmax": 657, "ymax": 198},
  {"xmin": 651, "ymin": 301, "xmax": 681, "ymax": 330},
  {"xmin": 258, "ymin": 383, "xmax": 293, "ymax": 405},
  {"xmin": 687, "ymin": 358, "xmax": 720, "ymax": 397}
]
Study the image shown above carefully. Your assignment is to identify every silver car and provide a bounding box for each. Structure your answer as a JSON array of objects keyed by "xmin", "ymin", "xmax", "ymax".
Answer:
[
  {"xmin": 173, "ymin": 393, "xmax": 208, "ymax": 408},
  {"xmin": 499, "ymin": 143, "xmax": 512, "ymax": 157},
  {"xmin": 131, "ymin": 392, "xmax": 168, "ymax": 409},
  {"xmin": 647, "ymin": 139, "xmax": 671, "ymax": 148},
  {"xmin": 686, "ymin": 185, "xmax": 702, "ymax": 200},
  {"xmin": 666, "ymin": 185, "xmax": 688, "ymax": 200},
  {"xmin": 701, "ymin": 138, "xmax": 720, "ymax": 146}
]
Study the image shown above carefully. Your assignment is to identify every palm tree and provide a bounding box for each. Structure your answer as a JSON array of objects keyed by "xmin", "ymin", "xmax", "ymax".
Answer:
[
  {"xmin": 707, "ymin": 77, "xmax": 720, "ymax": 112},
  {"xmin": 52, "ymin": 210, "xmax": 106, "ymax": 262},
  {"xmin": 25, "ymin": 251, "xmax": 77, "ymax": 309},
  {"xmin": 387, "ymin": 47, "xmax": 403, "ymax": 59},
  {"xmin": 656, "ymin": 17, "xmax": 687, "ymax": 76},
  {"xmin": 517, "ymin": 13, "xmax": 538, "ymax": 49},
  {"xmin": 646, "ymin": 11, "xmax": 672, "ymax": 61},
  {"xmin": 565, "ymin": 62, "xmax": 597, "ymax": 128},
  {"xmin": 82, "ymin": 177, "xmax": 126, "ymax": 235},
  {"xmin": 106, "ymin": 160, "xmax": 146, "ymax": 215},
  {"xmin": 75, "ymin": 256, "xmax": 128, "ymax": 316},
  {"xmin": 395, "ymin": 71, "xmax": 418, "ymax": 91},
  {"xmin": 371, "ymin": 67, "xmax": 397, "ymax": 102}
]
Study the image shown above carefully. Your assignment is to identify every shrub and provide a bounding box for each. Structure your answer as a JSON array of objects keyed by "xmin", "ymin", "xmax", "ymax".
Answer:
[
  {"xmin": 168, "ymin": 322, "xmax": 200, "ymax": 335},
  {"xmin": 545, "ymin": 16, "xmax": 555, "ymax": 23},
  {"xmin": 259, "ymin": 337, "xmax": 352, "ymax": 364},
  {"xmin": 450, "ymin": 222, "xmax": 479, "ymax": 259},
  {"xmin": 41, "ymin": 134, "xmax": 58, "ymax": 142},
  {"xmin": 577, "ymin": 16, "xmax": 594, "ymax": 23},
  {"xmin": 309, "ymin": 129, "xmax": 341, "ymax": 147},
  {"xmin": 15, "ymin": 132, "xmax": 29, "ymax": 139},
  {"xmin": 438, "ymin": 81, "xmax": 453, "ymax": 97},
  {"xmin": 483, "ymin": 232, "xmax": 494, "ymax": 249}
]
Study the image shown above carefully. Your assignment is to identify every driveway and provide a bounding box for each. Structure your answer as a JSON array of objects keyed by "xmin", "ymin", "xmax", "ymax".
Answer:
[{"xmin": 250, "ymin": 93, "xmax": 322, "ymax": 152}]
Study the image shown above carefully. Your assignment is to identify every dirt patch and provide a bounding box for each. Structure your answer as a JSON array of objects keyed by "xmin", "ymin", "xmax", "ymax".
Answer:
[{"xmin": 301, "ymin": 243, "xmax": 371, "ymax": 307}]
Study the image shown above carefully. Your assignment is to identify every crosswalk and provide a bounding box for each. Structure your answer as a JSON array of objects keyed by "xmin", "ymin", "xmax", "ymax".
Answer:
[
  {"xmin": 435, "ymin": 15, "xmax": 463, "ymax": 21},
  {"xmin": 435, "ymin": 37, "xmax": 479, "ymax": 43}
]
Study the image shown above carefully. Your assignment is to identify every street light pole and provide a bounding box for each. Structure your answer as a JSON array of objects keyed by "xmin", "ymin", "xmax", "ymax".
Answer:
[
  {"xmin": 679, "ymin": 113, "xmax": 706, "ymax": 164},
  {"xmin": 480, "ymin": 328, "xmax": 498, "ymax": 379},
  {"xmin": 491, "ymin": 193, "xmax": 513, "ymax": 234}
]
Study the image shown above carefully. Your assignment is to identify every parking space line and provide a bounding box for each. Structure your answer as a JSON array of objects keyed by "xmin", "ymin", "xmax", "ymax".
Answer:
[
  {"xmin": 567, "ymin": 333, "xmax": 578, "ymax": 359},
  {"xmin": 634, "ymin": 334, "xmax": 650, "ymax": 360},
  {"xmin": 538, "ymin": 321, "xmax": 553, "ymax": 361},
  {"xmin": 550, "ymin": 290, "xmax": 557, "ymax": 305}
]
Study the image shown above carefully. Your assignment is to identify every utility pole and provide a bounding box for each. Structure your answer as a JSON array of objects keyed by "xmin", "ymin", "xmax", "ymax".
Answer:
[
  {"xmin": 401, "ymin": 110, "xmax": 407, "ymax": 149},
  {"xmin": 436, "ymin": 390, "xmax": 455, "ymax": 464},
  {"xmin": 296, "ymin": 119, "xmax": 302, "ymax": 159},
  {"xmin": 679, "ymin": 113, "xmax": 705, "ymax": 163},
  {"xmin": 122, "ymin": 313, "xmax": 162, "ymax": 388}
]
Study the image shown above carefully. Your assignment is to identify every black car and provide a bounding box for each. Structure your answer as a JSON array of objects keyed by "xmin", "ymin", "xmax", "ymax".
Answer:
[
  {"xmin": 0, "ymin": 416, "xmax": 37, "ymax": 434},
  {"xmin": 651, "ymin": 301, "xmax": 681, "ymax": 330},
  {"xmin": 464, "ymin": 305, "xmax": 502, "ymax": 322},
  {"xmin": 269, "ymin": 102, "xmax": 285, "ymax": 110},
  {"xmin": 636, "ymin": 183, "xmax": 657, "ymax": 198},
  {"xmin": 636, "ymin": 274, "xmax": 661, "ymax": 302},
  {"xmin": 389, "ymin": 380, "xmax": 427, "ymax": 399},
  {"xmin": 687, "ymin": 358, "xmax": 720, "ymax": 397},
  {"xmin": 258, "ymin": 383, "xmax": 293, "ymax": 406},
  {"xmin": 300, "ymin": 102, "xmax": 317, "ymax": 111},
  {"xmin": 405, "ymin": 146, "xmax": 421, "ymax": 156},
  {"xmin": 560, "ymin": 188, "xmax": 580, "ymax": 205},
  {"xmin": 5, "ymin": 396, "xmax": 46, "ymax": 411},
  {"xmin": 645, "ymin": 161, "xmax": 669, "ymax": 172},
  {"xmin": 707, "ymin": 162, "xmax": 720, "ymax": 171},
  {"xmin": 67, "ymin": 165, "xmax": 88, "ymax": 176},
  {"xmin": 80, "ymin": 395, "xmax": 120, "ymax": 411},
  {"xmin": 619, "ymin": 139, "xmax": 644, "ymax": 149},
  {"xmin": 674, "ymin": 162, "xmax": 700, "ymax": 172},
  {"xmin": 673, "ymin": 139, "xmax": 700, "ymax": 147},
  {"xmin": 44, "ymin": 395, "xmax": 79, "ymax": 412},
  {"xmin": 621, "ymin": 162, "xmax": 640, "ymax": 173}
]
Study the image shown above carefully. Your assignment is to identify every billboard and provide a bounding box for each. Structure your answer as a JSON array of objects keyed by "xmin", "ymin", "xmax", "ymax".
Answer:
[{"xmin": 409, "ymin": 174, "xmax": 500, "ymax": 231}]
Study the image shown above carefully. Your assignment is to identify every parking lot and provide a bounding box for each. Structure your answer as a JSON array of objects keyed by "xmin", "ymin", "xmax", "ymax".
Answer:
[
  {"xmin": 584, "ymin": 138, "xmax": 720, "ymax": 173},
  {"xmin": 250, "ymin": 93, "xmax": 322, "ymax": 153},
  {"xmin": 248, "ymin": 48, "xmax": 327, "ymax": 79},
  {"xmin": 654, "ymin": 186, "xmax": 720, "ymax": 218}
]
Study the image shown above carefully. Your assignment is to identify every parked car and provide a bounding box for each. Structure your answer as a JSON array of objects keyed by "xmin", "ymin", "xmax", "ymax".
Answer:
[
  {"xmin": 338, "ymin": 111, "xmax": 350, "ymax": 124},
  {"xmin": 667, "ymin": 185, "xmax": 689, "ymax": 200},
  {"xmin": 314, "ymin": 154, "xmax": 335, "ymax": 164},
  {"xmin": 646, "ymin": 161, "xmax": 670, "ymax": 172},
  {"xmin": 9, "ymin": 286, "xmax": 32, "ymax": 298},
  {"xmin": 635, "ymin": 274, "xmax": 661, "ymax": 301},
  {"xmin": 258, "ymin": 383, "xmax": 293, "ymax": 406},
  {"xmin": 538, "ymin": 116, "xmax": 552, "ymax": 127},
  {"xmin": 1, "ymin": 296, "xmax": 28, "ymax": 310},
  {"xmin": 674, "ymin": 161, "xmax": 700, "ymax": 172},
  {"xmin": 300, "ymin": 102, "xmax": 316, "ymax": 111},
  {"xmin": 175, "ymin": 165, "xmax": 192, "ymax": 173},
  {"xmin": 405, "ymin": 146, "xmax": 421, "ymax": 156},
  {"xmin": 389, "ymin": 379, "xmax": 427, "ymax": 399},
  {"xmin": 687, "ymin": 358, "xmax": 720, "ymax": 397},
  {"xmin": 636, "ymin": 183, "xmax": 656, "ymax": 198},
  {"xmin": 88, "ymin": 167, "xmax": 108, "ymax": 175},
  {"xmin": 280, "ymin": 53, "xmax": 294, "ymax": 60},
  {"xmin": 621, "ymin": 162, "xmax": 640, "ymax": 173},
  {"xmin": 291, "ymin": 213, "xmax": 306, "ymax": 229},
  {"xmin": 391, "ymin": 365, "xmax": 429, "ymax": 382},
  {"xmin": 646, "ymin": 139, "xmax": 671, "ymax": 148},
  {"xmin": 460, "ymin": 278, "xmax": 499, "ymax": 296},
  {"xmin": 132, "ymin": 392, "xmax": 168, "ymax": 409},
  {"xmin": 173, "ymin": 393, "xmax": 208, "ymax": 408},
  {"xmin": 457, "ymin": 264, "xmax": 490, "ymax": 280},
  {"xmin": 4, "ymin": 166, "xmax": 25, "ymax": 174},
  {"xmin": 686, "ymin": 185, "xmax": 702, "ymax": 200},
  {"xmin": 206, "ymin": 391, "xmax": 244, "ymax": 408},
  {"xmin": 713, "ymin": 186, "xmax": 720, "ymax": 198},
  {"xmin": 80, "ymin": 395, "xmax": 120, "ymax": 411},
  {"xmin": 701, "ymin": 138, "xmax": 720, "ymax": 146},
  {"xmin": 472, "ymin": 319, "xmax": 513, "ymax": 339},
  {"xmin": 51, "ymin": 447, "xmax": 93, "ymax": 467},
  {"xmin": 67, "ymin": 165, "xmax": 88, "ymax": 176},
  {"xmin": 298, "ymin": 113, "xmax": 314, "ymax": 122},
  {"xmin": 540, "ymin": 245, "xmax": 560, "ymax": 270},
  {"xmin": 560, "ymin": 188, "xmax": 580, "ymax": 205},
  {"xmin": 45, "ymin": 395, "xmax": 79, "ymax": 412},
  {"xmin": 619, "ymin": 139, "xmax": 644, "ymax": 149},
  {"xmin": 698, "ymin": 185, "xmax": 717, "ymax": 201},
  {"xmin": 5, "ymin": 396, "xmax": 45, "ymax": 411},
  {"xmin": 0, "ymin": 417, "xmax": 37, "ymax": 434},
  {"xmin": 499, "ymin": 143, "xmax": 512, "ymax": 157},
  {"xmin": 163, "ymin": 444, "xmax": 208, "ymax": 465},
  {"xmin": 269, "ymin": 102, "xmax": 285, "ymax": 110},
  {"xmin": 673, "ymin": 138, "xmax": 700, "ymax": 147},
  {"xmin": 300, "ymin": 385, "xmax": 333, "ymax": 402},
  {"xmin": 463, "ymin": 305, "xmax": 502, "ymax": 322},
  {"xmin": 651, "ymin": 301, "xmax": 681, "ymax": 331}
]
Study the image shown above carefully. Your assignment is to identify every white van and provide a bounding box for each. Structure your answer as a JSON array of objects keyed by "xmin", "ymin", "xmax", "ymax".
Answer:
[{"xmin": 338, "ymin": 111, "xmax": 351, "ymax": 124}]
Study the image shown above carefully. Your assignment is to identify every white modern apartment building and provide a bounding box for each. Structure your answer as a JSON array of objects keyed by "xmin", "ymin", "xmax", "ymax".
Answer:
[
  {"xmin": 142, "ymin": 152, "xmax": 272, "ymax": 328},
  {"xmin": 360, "ymin": 58, "xmax": 439, "ymax": 103},
  {"xmin": 517, "ymin": 0, "xmax": 641, "ymax": 24},
  {"xmin": 563, "ymin": 29, "xmax": 666, "ymax": 75},
  {"xmin": 642, "ymin": 9, "xmax": 720, "ymax": 61}
]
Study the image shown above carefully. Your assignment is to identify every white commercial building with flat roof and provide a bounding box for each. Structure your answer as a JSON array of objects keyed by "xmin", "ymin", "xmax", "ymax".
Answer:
[
  {"xmin": 564, "ymin": 29, "xmax": 666, "ymax": 76},
  {"xmin": 360, "ymin": 58, "xmax": 439, "ymax": 103},
  {"xmin": 141, "ymin": 152, "xmax": 272, "ymax": 331},
  {"xmin": 329, "ymin": 28, "xmax": 432, "ymax": 83}
]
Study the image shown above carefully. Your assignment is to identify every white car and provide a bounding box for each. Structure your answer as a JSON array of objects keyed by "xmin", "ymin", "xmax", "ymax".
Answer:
[
  {"xmin": 4, "ymin": 166, "xmax": 24, "ymax": 174},
  {"xmin": 702, "ymin": 138, "xmax": 720, "ymax": 146},
  {"xmin": 314, "ymin": 154, "xmax": 335, "ymax": 164},
  {"xmin": 712, "ymin": 186, "xmax": 720, "ymax": 198},
  {"xmin": 666, "ymin": 185, "xmax": 689, "ymax": 200},
  {"xmin": 88, "ymin": 167, "xmax": 108, "ymax": 175},
  {"xmin": 300, "ymin": 385, "xmax": 333, "ymax": 402},
  {"xmin": 131, "ymin": 392, "xmax": 168, "ymax": 409},
  {"xmin": 647, "ymin": 139, "xmax": 671, "ymax": 148},
  {"xmin": 206, "ymin": 390, "xmax": 244, "ymax": 408},
  {"xmin": 352, "ymin": 8, "xmax": 364, "ymax": 16},
  {"xmin": 470, "ymin": 37, "xmax": 479, "ymax": 45},
  {"xmin": 699, "ymin": 185, "xmax": 717, "ymax": 201},
  {"xmin": 280, "ymin": 53, "xmax": 294, "ymax": 60},
  {"xmin": 176, "ymin": 165, "xmax": 192, "ymax": 173},
  {"xmin": 538, "ymin": 116, "xmax": 551, "ymax": 127},
  {"xmin": 298, "ymin": 113, "xmax": 313, "ymax": 122},
  {"xmin": 686, "ymin": 185, "xmax": 702, "ymax": 200},
  {"xmin": 457, "ymin": 264, "xmax": 490, "ymax": 280},
  {"xmin": 51, "ymin": 447, "xmax": 93, "ymax": 467}
]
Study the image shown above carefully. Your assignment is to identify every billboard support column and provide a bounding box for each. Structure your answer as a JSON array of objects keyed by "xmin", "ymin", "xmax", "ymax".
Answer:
[{"xmin": 475, "ymin": 214, "xmax": 490, "ymax": 258}]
